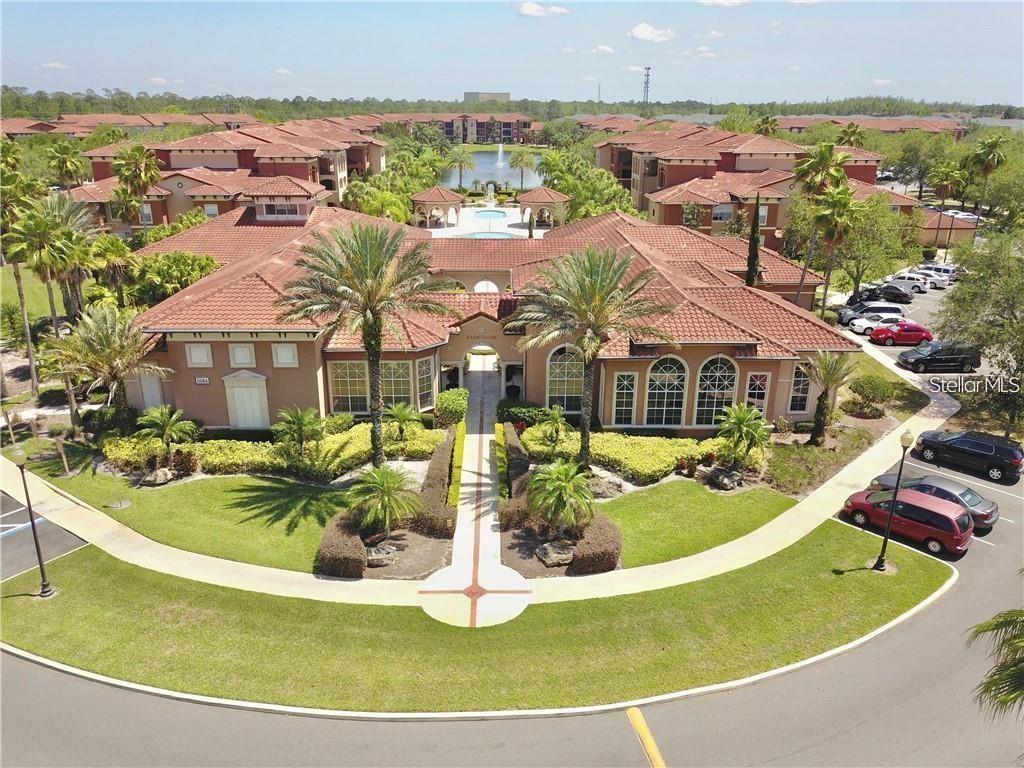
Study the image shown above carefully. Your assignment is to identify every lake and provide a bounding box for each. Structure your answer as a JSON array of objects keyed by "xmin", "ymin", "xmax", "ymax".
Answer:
[{"xmin": 440, "ymin": 149, "xmax": 543, "ymax": 190}]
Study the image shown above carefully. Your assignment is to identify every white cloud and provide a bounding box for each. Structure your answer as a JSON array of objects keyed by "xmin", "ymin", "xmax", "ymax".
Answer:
[
  {"xmin": 697, "ymin": 30, "xmax": 725, "ymax": 40},
  {"xmin": 789, "ymin": 65, "xmax": 802, "ymax": 72},
  {"xmin": 518, "ymin": 2, "xmax": 568, "ymax": 17},
  {"xmin": 697, "ymin": 0, "xmax": 750, "ymax": 6},
  {"xmin": 582, "ymin": 75, "xmax": 597, "ymax": 82},
  {"xmin": 590, "ymin": 44, "xmax": 615, "ymax": 55},
  {"xmin": 172, "ymin": 79, "xmax": 185, "ymax": 85},
  {"xmin": 872, "ymin": 77, "xmax": 894, "ymax": 86},
  {"xmin": 41, "ymin": 61, "xmax": 71, "ymax": 70},
  {"xmin": 273, "ymin": 68, "xmax": 292, "ymax": 76},
  {"xmin": 769, "ymin": 20, "xmax": 783, "ymax": 29},
  {"xmin": 147, "ymin": 77, "xmax": 168, "ymax": 85},
  {"xmin": 679, "ymin": 45, "xmax": 717, "ymax": 60},
  {"xmin": 790, "ymin": 0, "xmax": 821, "ymax": 4},
  {"xmin": 623, "ymin": 65, "xmax": 646, "ymax": 73},
  {"xmin": 561, "ymin": 46, "xmax": 576, "ymax": 54},
  {"xmin": 628, "ymin": 22, "xmax": 676, "ymax": 43}
]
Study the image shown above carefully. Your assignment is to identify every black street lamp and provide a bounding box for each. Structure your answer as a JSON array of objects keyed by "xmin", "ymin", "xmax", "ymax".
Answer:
[
  {"xmin": 9, "ymin": 448, "xmax": 55, "ymax": 598},
  {"xmin": 874, "ymin": 429, "xmax": 916, "ymax": 572}
]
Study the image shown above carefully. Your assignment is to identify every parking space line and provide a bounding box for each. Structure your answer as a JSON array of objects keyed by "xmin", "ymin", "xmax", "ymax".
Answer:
[
  {"xmin": 626, "ymin": 708, "xmax": 666, "ymax": 768},
  {"xmin": 0, "ymin": 517, "xmax": 47, "ymax": 538},
  {"xmin": 1, "ymin": 542, "xmax": 90, "ymax": 583},
  {"xmin": 1001, "ymin": 518, "xmax": 1015, "ymax": 524},
  {"xmin": 972, "ymin": 537, "xmax": 996, "ymax": 547},
  {"xmin": 0, "ymin": 508, "xmax": 26, "ymax": 519}
]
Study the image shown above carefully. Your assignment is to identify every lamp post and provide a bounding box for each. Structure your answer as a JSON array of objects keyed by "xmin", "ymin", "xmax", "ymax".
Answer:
[
  {"xmin": 9, "ymin": 448, "xmax": 55, "ymax": 598},
  {"xmin": 874, "ymin": 429, "xmax": 916, "ymax": 572}
]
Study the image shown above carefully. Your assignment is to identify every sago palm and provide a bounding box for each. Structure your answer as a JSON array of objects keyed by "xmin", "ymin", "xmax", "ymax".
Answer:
[
  {"xmin": 716, "ymin": 403, "xmax": 771, "ymax": 467},
  {"xmin": 112, "ymin": 144, "xmax": 162, "ymax": 230},
  {"xmin": 445, "ymin": 145, "xmax": 476, "ymax": 190},
  {"xmin": 346, "ymin": 465, "xmax": 421, "ymax": 539},
  {"xmin": 836, "ymin": 122, "xmax": 867, "ymax": 148},
  {"xmin": 272, "ymin": 405, "xmax": 323, "ymax": 458},
  {"xmin": 803, "ymin": 351, "xmax": 858, "ymax": 446},
  {"xmin": 135, "ymin": 404, "xmax": 198, "ymax": 456},
  {"xmin": 509, "ymin": 146, "xmax": 537, "ymax": 191},
  {"xmin": 47, "ymin": 141, "xmax": 87, "ymax": 187},
  {"xmin": 91, "ymin": 234, "xmax": 140, "ymax": 308},
  {"xmin": 813, "ymin": 184, "xmax": 866, "ymax": 317},
  {"xmin": 753, "ymin": 115, "xmax": 779, "ymax": 136},
  {"xmin": 504, "ymin": 248, "xmax": 672, "ymax": 468},
  {"xmin": 277, "ymin": 223, "xmax": 457, "ymax": 467},
  {"xmin": 384, "ymin": 401, "xmax": 419, "ymax": 440},
  {"xmin": 528, "ymin": 459, "xmax": 594, "ymax": 538}
]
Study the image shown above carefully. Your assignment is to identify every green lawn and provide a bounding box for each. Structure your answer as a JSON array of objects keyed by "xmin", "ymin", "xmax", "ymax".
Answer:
[
  {"xmin": 1, "ymin": 265, "xmax": 53, "ymax": 319},
  {"xmin": 602, "ymin": 481, "xmax": 795, "ymax": 567},
  {"xmin": 844, "ymin": 352, "xmax": 931, "ymax": 421},
  {"xmin": 0, "ymin": 521, "xmax": 950, "ymax": 712},
  {"xmin": 769, "ymin": 428, "xmax": 875, "ymax": 496}
]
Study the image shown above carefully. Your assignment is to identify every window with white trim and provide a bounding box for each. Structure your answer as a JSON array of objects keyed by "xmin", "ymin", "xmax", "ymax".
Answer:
[
  {"xmin": 613, "ymin": 372, "xmax": 637, "ymax": 426},
  {"xmin": 184, "ymin": 343, "xmax": 212, "ymax": 368},
  {"xmin": 712, "ymin": 204, "xmax": 733, "ymax": 222},
  {"xmin": 695, "ymin": 356, "xmax": 737, "ymax": 426},
  {"xmin": 645, "ymin": 358, "xmax": 687, "ymax": 426},
  {"xmin": 547, "ymin": 346, "xmax": 584, "ymax": 412},
  {"xmin": 272, "ymin": 343, "xmax": 298, "ymax": 368},
  {"xmin": 329, "ymin": 361, "xmax": 368, "ymax": 413},
  {"xmin": 203, "ymin": 203, "xmax": 219, "ymax": 218},
  {"xmin": 758, "ymin": 205, "xmax": 769, "ymax": 226},
  {"xmin": 265, "ymin": 203, "xmax": 299, "ymax": 216},
  {"xmin": 381, "ymin": 361, "xmax": 412, "ymax": 406},
  {"xmin": 417, "ymin": 357, "xmax": 434, "ymax": 410},
  {"xmin": 228, "ymin": 343, "xmax": 255, "ymax": 368},
  {"xmin": 140, "ymin": 203, "xmax": 153, "ymax": 225},
  {"xmin": 745, "ymin": 372, "xmax": 770, "ymax": 413},
  {"xmin": 789, "ymin": 365, "xmax": 811, "ymax": 412}
]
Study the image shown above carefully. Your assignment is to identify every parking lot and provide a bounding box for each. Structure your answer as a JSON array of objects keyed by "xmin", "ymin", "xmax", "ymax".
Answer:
[{"xmin": 1, "ymin": 490, "xmax": 86, "ymax": 581}]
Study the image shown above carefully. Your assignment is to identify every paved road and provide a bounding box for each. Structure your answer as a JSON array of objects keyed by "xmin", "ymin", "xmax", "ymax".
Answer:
[{"xmin": 1, "ymin": 490, "xmax": 85, "ymax": 581}]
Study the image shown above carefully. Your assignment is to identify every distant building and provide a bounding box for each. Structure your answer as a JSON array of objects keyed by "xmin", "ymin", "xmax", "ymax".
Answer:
[{"xmin": 464, "ymin": 91, "xmax": 510, "ymax": 103}]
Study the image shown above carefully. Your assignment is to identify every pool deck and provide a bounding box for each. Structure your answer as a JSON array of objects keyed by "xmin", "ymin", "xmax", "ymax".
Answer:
[{"xmin": 426, "ymin": 205, "xmax": 549, "ymax": 239}]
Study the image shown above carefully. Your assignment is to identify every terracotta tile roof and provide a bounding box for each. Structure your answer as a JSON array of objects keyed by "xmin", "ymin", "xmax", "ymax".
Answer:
[
  {"xmin": 655, "ymin": 146, "xmax": 722, "ymax": 161},
  {"xmin": 920, "ymin": 211, "xmax": 977, "ymax": 230},
  {"xmin": 516, "ymin": 186, "xmax": 570, "ymax": 204},
  {"xmin": 82, "ymin": 141, "xmax": 160, "ymax": 158},
  {"xmin": 56, "ymin": 113, "xmax": 153, "ymax": 127},
  {"xmin": 163, "ymin": 131, "xmax": 264, "ymax": 151},
  {"xmin": 777, "ymin": 115, "xmax": 963, "ymax": 134},
  {"xmin": 543, "ymin": 210, "xmax": 651, "ymax": 240},
  {"xmin": 848, "ymin": 178, "xmax": 920, "ymax": 207},
  {"xmin": 246, "ymin": 176, "xmax": 324, "ymax": 197},
  {"xmin": 252, "ymin": 142, "xmax": 321, "ymax": 159},
  {"xmin": 201, "ymin": 113, "xmax": 261, "ymax": 126},
  {"xmin": 0, "ymin": 118, "xmax": 58, "ymax": 135},
  {"xmin": 837, "ymin": 145, "xmax": 885, "ymax": 161},
  {"xmin": 411, "ymin": 186, "xmax": 465, "ymax": 204},
  {"xmin": 647, "ymin": 170, "xmax": 791, "ymax": 205},
  {"xmin": 69, "ymin": 176, "xmax": 170, "ymax": 203},
  {"xmin": 139, "ymin": 114, "xmax": 213, "ymax": 127}
]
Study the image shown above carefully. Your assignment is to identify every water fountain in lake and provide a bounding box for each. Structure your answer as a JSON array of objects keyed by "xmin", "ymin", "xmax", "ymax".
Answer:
[{"xmin": 495, "ymin": 143, "xmax": 505, "ymax": 169}]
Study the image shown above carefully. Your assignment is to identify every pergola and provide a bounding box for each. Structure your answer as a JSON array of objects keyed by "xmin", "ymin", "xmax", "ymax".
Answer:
[
  {"xmin": 516, "ymin": 186, "xmax": 570, "ymax": 227},
  {"xmin": 411, "ymin": 186, "xmax": 465, "ymax": 228}
]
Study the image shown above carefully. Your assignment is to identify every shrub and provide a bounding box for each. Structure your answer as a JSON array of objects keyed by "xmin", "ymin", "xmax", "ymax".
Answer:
[
  {"xmin": 497, "ymin": 496, "xmax": 531, "ymax": 531},
  {"xmin": 434, "ymin": 388, "xmax": 469, "ymax": 428},
  {"xmin": 200, "ymin": 428, "xmax": 276, "ymax": 442},
  {"xmin": 83, "ymin": 405, "xmax": 138, "ymax": 438},
  {"xmin": 87, "ymin": 391, "xmax": 109, "ymax": 405},
  {"xmin": 793, "ymin": 421, "xmax": 816, "ymax": 434},
  {"xmin": 190, "ymin": 440, "xmax": 288, "ymax": 474},
  {"xmin": 418, "ymin": 412, "xmax": 435, "ymax": 430},
  {"xmin": 503, "ymin": 422, "xmax": 531, "ymax": 497},
  {"xmin": 322, "ymin": 413, "xmax": 355, "ymax": 435},
  {"xmin": 849, "ymin": 374, "xmax": 895, "ymax": 411},
  {"xmin": 446, "ymin": 421, "xmax": 467, "ymax": 507},
  {"xmin": 773, "ymin": 416, "xmax": 793, "ymax": 435},
  {"xmin": 315, "ymin": 513, "xmax": 367, "ymax": 578},
  {"xmin": 47, "ymin": 421, "xmax": 73, "ymax": 439},
  {"xmin": 922, "ymin": 246, "xmax": 938, "ymax": 261},
  {"xmin": 569, "ymin": 513, "xmax": 622, "ymax": 575},
  {"xmin": 171, "ymin": 448, "xmax": 198, "ymax": 477},
  {"xmin": 496, "ymin": 399, "xmax": 547, "ymax": 426},
  {"xmin": 410, "ymin": 429, "xmax": 457, "ymax": 537},
  {"xmin": 101, "ymin": 436, "xmax": 165, "ymax": 472}
]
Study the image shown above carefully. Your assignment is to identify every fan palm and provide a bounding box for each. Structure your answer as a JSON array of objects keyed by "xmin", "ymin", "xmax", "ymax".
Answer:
[
  {"xmin": 0, "ymin": 219, "xmax": 44, "ymax": 394},
  {"xmin": 361, "ymin": 188, "xmax": 408, "ymax": 222},
  {"xmin": 812, "ymin": 184, "xmax": 866, "ymax": 318},
  {"xmin": 44, "ymin": 306, "xmax": 172, "ymax": 418},
  {"xmin": 716, "ymin": 403, "xmax": 771, "ymax": 467},
  {"xmin": 346, "ymin": 465, "xmax": 421, "ymax": 539},
  {"xmin": 112, "ymin": 144, "xmax": 162, "ymax": 230},
  {"xmin": 971, "ymin": 134, "xmax": 1009, "ymax": 216},
  {"xmin": 384, "ymin": 401, "xmax": 419, "ymax": 440},
  {"xmin": 277, "ymin": 223, "xmax": 457, "ymax": 467},
  {"xmin": 0, "ymin": 137, "xmax": 23, "ymax": 173},
  {"xmin": 753, "ymin": 115, "xmax": 779, "ymax": 136},
  {"xmin": 272, "ymin": 405, "xmax": 323, "ymax": 458},
  {"xmin": 503, "ymin": 248, "xmax": 673, "ymax": 468},
  {"xmin": 836, "ymin": 122, "xmax": 867, "ymax": 148},
  {"xmin": 110, "ymin": 184, "xmax": 141, "ymax": 225},
  {"xmin": 537, "ymin": 149, "xmax": 566, "ymax": 184},
  {"xmin": 135, "ymin": 404, "xmax": 198, "ymax": 456},
  {"xmin": 46, "ymin": 141, "xmax": 87, "ymax": 187},
  {"xmin": 445, "ymin": 145, "xmax": 476, "ymax": 190},
  {"xmin": 91, "ymin": 234, "xmax": 140, "ymax": 308},
  {"xmin": 927, "ymin": 161, "xmax": 968, "ymax": 209},
  {"xmin": 968, "ymin": 574, "xmax": 1024, "ymax": 717},
  {"xmin": 528, "ymin": 459, "xmax": 594, "ymax": 538},
  {"xmin": 803, "ymin": 351, "xmax": 858, "ymax": 446},
  {"xmin": 40, "ymin": 192, "xmax": 101, "ymax": 318},
  {"xmin": 508, "ymin": 146, "xmax": 537, "ymax": 191}
]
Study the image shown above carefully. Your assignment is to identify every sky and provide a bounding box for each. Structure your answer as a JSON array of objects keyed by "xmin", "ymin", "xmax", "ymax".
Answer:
[{"xmin": 2, "ymin": 1, "xmax": 1021, "ymax": 106}]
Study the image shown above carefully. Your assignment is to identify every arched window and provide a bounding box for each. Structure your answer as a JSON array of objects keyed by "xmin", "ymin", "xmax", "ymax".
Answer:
[
  {"xmin": 695, "ymin": 356, "xmax": 737, "ymax": 426},
  {"xmin": 547, "ymin": 346, "xmax": 583, "ymax": 413},
  {"xmin": 473, "ymin": 279, "xmax": 499, "ymax": 293},
  {"xmin": 645, "ymin": 357, "xmax": 687, "ymax": 425}
]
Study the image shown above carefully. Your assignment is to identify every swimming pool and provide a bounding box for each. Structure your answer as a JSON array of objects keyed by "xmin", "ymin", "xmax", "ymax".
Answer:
[
  {"xmin": 474, "ymin": 209, "xmax": 508, "ymax": 220},
  {"xmin": 462, "ymin": 232, "xmax": 518, "ymax": 239}
]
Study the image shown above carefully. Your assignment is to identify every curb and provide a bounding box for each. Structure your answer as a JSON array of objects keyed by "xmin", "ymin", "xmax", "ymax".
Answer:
[{"xmin": 1, "ymin": 556, "xmax": 958, "ymax": 721}]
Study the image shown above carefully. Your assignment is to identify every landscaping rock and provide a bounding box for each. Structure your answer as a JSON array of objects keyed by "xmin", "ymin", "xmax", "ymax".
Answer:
[
  {"xmin": 366, "ymin": 543, "xmax": 398, "ymax": 568},
  {"xmin": 536, "ymin": 540, "xmax": 574, "ymax": 567},
  {"xmin": 589, "ymin": 474, "xmax": 623, "ymax": 499},
  {"xmin": 140, "ymin": 467, "xmax": 173, "ymax": 486},
  {"xmin": 708, "ymin": 467, "xmax": 743, "ymax": 491}
]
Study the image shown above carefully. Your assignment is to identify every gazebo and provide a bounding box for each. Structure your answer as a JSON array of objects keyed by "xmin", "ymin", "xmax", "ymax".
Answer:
[
  {"xmin": 516, "ymin": 186, "xmax": 570, "ymax": 227},
  {"xmin": 411, "ymin": 186, "xmax": 465, "ymax": 228}
]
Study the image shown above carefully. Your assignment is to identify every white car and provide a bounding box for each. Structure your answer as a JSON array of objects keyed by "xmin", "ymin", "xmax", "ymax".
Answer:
[
  {"xmin": 917, "ymin": 263, "xmax": 958, "ymax": 282},
  {"xmin": 848, "ymin": 313, "xmax": 903, "ymax": 335},
  {"xmin": 908, "ymin": 270, "xmax": 949, "ymax": 290},
  {"xmin": 887, "ymin": 272, "xmax": 930, "ymax": 294}
]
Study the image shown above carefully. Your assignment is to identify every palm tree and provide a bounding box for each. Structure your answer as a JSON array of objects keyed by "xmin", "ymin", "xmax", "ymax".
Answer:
[
  {"xmin": 503, "ymin": 248, "xmax": 673, "ymax": 468},
  {"xmin": 110, "ymin": 184, "xmax": 141, "ymax": 226},
  {"xmin": 968, "ymin": 575, "xmax": 1024, "ymax": 717},
  {"xmin": 40, "ymin": 192, "xmax": 101, "ymax": 319},
  {"xmin": 0, "ymin": 223, "xmax": 41, "ymax": 394},
  {"xmin": 716, "ymin": 403, "xmax": 771, "ymax": 467},
  {"xmin": 272, "ymin": 405, "xmax": 323, "ymax": 458},
  {"xmin": 346, "ymin": 465, "xmax": 421, "ymax": 540},
  {"xmin": 47, "ymin": 141, "xmax": 87, "ymax": 188},
  {"xmin": 135, "ymin": 404, "xmax": 198, "ymax": 457},
  {"xmin": 804, "ymin": 351, "xmax": 858, "ymax": 446},
  {"xmin": 537, "ymin": 150, "xmax": 566, "ymax": 184},
  {"xmin": 528, "ymin": 459, "xmax": 594, "ymax": 538},
  {"xmin": 278, "ymin": 223, "xmax": 457, "ymax": 467},
  {"xmin": 791, "ymin": 143, "xmax": 853, "ymax": 306},
  {"xmin": 112, "ymin": 144, "xmax": 162, "ymax": 231},
  {"xmin": 753, "ymin": 115, "xmax": 779, "ymax": 136},
  {"xmin": 445, "ymin": 145, "xmax": 476, "ymax": 191},
  {"xmin": 812, "ymin": 184, "xmax": 866, "ymax": 318},
  {"xmin": 0, "ymin": 137, "xmax": 23, "ymax": 174},
  {"xmin": 91, "ymin": 234, "xmax": 139, "ymax": 308},
  {"xmin": 384, "ymin": 402, "xmax": 419, "ymax": 441},
  {"xmin": 836, "ymin": 122, "xmax": 867, "ymax": 148},
  {"xmin": 927, "ymin": 161, "xmax": 968, "ymax": 209},
  {"xmin": 509, "ymin": 146, "xmax": 537, "ymax": 191},
  {"xmin": 970, "ymin": 134, "xmax": 1008, "ymax": 216},
  {"xmin": 361, "ymin": 188, "xmax": 408, "ymax": 222},
  {"xmin": 45, "ymin": 306, "xmax": 172, "ymax": 419}
]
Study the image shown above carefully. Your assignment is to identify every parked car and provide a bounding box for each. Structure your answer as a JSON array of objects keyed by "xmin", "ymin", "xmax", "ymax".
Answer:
[
  {"xmin": 843, "ymin": 488, "xmax": 973, "ymax": 555},
  {"xmin": 870, "ymin": 320, "xmax": 933, "ymax": 346},
  {"xmin": 876, "ymin": 170, "xmax": 896, "ymax": 182},
  {"xmin": 868, "ymin": 474, "xmax": 1000, "ymax": 528},
  {"xmin": 849, "ymin": 313, "xmax": 902, "ymax": 335},
  {"xmin": 917, "ymin": 263, "xmax": 958, "ymax": 282},
  {"xmin": 852, "ymin": 284, "xmax": 914, "ymax": 305},
  {"xmin": 908, "ymin": 269, "xmax": 949, "ymax": 290},
  {"xmin": 897, "ymin": 341, "xmax": 981, "ymax": 373},
  {"xmin": 838, "ymin": 301, "xmax": 906, "ymax": 326},
  {"xmin": 887, "ymin": 273, "xmax": 930, "ymax": 294},
  {"xmin": 916, "ymin": 430, "xmax": 1024, "ymax": 482}
]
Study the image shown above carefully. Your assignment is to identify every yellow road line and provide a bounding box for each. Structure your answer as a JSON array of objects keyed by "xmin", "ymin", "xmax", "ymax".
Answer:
[{"xmin": 626, "ymin": 706, "xmax": 667, "ymax": 768}]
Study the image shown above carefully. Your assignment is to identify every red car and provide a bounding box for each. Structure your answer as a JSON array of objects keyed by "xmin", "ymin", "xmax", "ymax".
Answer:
[
  {"xmin": 843, "ymin": 488, "xmax": 973, "ymax": 555},
  {"xmin": 870, "ymin": 320, "xmax": 933, "ymax": 346}
]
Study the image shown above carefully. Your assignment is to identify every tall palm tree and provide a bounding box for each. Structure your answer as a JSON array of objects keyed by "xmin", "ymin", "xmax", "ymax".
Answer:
[
  {"xmin": 791, "ymin": 143, "xmax": 852, "ymax": 306},
  {"xmin": 347, "ymin": 465, "xmax": 421, "ymax": 540},
  {"xmin": 45, "ymin": 305, "xmax": 172, "ymax": 419},
  {"xmin": 528, "ymin": 459, "xmax": 594, "ymax": 538},
  {"xmin": 716, "ymin": 403, "xmax": 771, "ymax": 467},
  {"xmin": 968, "ymin": 574, "xmax": 1024, "ymax": 717},
  {"xmin": 445, "ymin": 145, "xmax": 476, "ymax": 191},
  {"xmin": 971, "ymin": 133, "xmax": 1008, "ymax": 216},
  {"xmin": 508, "ymin": 146, "xmax": 537, "ymax": 191},
  {"xmin": 361, "ymin": 188, "xmax": 408, "ymax": 222},
  {"xmin": 46, "ymin": 141, "xmax": 87, "ymax": 188},
  {"xmin": 503, "ymin": 248, "xmax": 673, "ymax": 468},
  {"xmin": 812, "ymin": 184, "xmax": 865, "ymax": 318},
  {"xmin": 110, "ymin": 184, "xmax": 141, "ymax": 226},
  {"xmin": 91, "ymin": 234, "xmax": 139, "ymax": 308},
  {"xmin": 803, "ymin": 350, "xmax": 858, "ymax": 446},
  {"xmin": 112, "ymin": 144, "xmax": 162, "ymax": 231},
  {"xmin": 0, "ymin": 221, "xmax": 42, "ymax": 394},
  {"xmin": 836, "ymin": 122, "xmax": 867, "ymax": 148},
  {"xmin": 135, "ymin": 404, "xmax": 198, "ymax": 457},
  {"xmin": 753, "ymin": 115, "xmax": 779, "ymax": 136},
  {"xmin": 40, "ymin": 192, "xmax": 101, "ymax": 319},
  {"xmin": 927, "ymin": 160, "xmax": 968, "ymax": 209},
  {"xmin": 537, "ymin": 149, "xmax": 566, "ymax": 184},
  {"xmin": 277, "ymin": 223, "xmax": 457, "ymax": 467}
]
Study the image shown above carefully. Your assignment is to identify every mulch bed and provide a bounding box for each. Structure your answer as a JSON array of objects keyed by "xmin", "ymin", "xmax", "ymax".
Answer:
[
  {"xmin": 360, "ymin": 530, "xmax": 453, "ymax": 580},
  {"xmin": 500, "ymin": 523, "xmax": 573, "ymax": 579}
]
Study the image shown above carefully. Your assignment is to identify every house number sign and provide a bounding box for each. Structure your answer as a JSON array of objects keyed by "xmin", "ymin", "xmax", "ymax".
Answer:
[{"xmin": 195, "ymin": 377, "xmax": 210, "ymax": 385}]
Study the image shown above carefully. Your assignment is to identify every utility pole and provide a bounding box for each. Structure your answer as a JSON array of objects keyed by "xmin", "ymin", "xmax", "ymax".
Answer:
[
  {"xmin": 597, "ymin": 83, "xmax": 601, "ymax": 103},
  {"xmin": 642, "ymin": 67, "xmax": 651, "ymax": 115}
]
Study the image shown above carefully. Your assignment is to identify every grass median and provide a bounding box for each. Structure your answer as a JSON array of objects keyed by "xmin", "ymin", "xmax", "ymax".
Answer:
[{"xmin": 1, "ymin": 520, "xmax": 950, "ymax": 712}]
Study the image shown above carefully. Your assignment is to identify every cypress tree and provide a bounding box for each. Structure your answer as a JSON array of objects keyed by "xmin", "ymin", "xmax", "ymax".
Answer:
[{"xmin": 746, "ymin": 193, "xmax": 761, "ymax": 287}]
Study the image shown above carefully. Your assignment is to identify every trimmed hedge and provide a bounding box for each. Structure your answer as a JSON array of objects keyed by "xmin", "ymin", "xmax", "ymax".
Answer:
[
  {"xmin": 496, "ymin": 399, "xmax": 547, "ymax": 426},
  {"xmin": 314, "ymin": 514, "xmax": 367, "ymax": 578},
  {"xmin": 446, "ymin": 420, "xmax": 467, "ymax": 507},
  {"xmin": 83, "ymin": 406, "xmax": 138, "ymax": 438},
  {"xmin": 190, "ymin": 440, "xmax": 288, "ymax": 474},
  {"xmin": 849, "ymin": 375, "xmax": 895, "ymax": 410},
  {"xmin": 101, "ymin": 436, "xmax": 165, "ymax": 472},
  {"xmin": 570, "ymin": 513, "xmax": 622, "ymax": 575},
  {"xmin": 200, "ymin": 427, "xmax": 275, "ymax": 442},
  {"xmin": 322, "ymin": 413, "xmax": 355, "ymax": 435},
  {"xmin": 435, "ymin": 388, "xmax": 469, "ymax": 428},
  {"xmin": 410, "ymin": 428, "xmax": 457, "ymax": 537}
]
